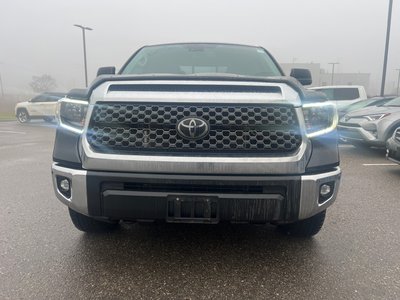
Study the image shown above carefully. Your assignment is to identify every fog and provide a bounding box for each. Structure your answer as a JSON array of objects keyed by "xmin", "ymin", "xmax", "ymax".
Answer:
[{"xmin": 1, "ymin": 0, "xmax": 400, "ymax": 95}]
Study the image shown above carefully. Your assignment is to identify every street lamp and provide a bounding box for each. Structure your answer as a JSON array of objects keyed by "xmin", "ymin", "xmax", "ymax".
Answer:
[
  {"xmin": 73, "ymin": 24, "xmax": 93, "ymax": 87},
  {"xmin": 328, "ymin": 62, "xmax": 339, "ymax": 85},
  {"xmin": 0, "ymin": 72, "xmax": 4, "ymax": 98},
  {"xmin": 380, "ymin": 0, "xmax": 393, "ymax": 96},
  {"xmin": 0, "ymin": 61, "xmax": 4, "ymax": 98},
  {"xmin": 396, "ymin": 69, "xmax": 400, "ymax": 96}
]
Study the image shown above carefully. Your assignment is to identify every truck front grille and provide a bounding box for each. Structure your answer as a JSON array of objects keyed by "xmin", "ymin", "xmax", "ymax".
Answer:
[{"xmin": 86, "ymin": 102, "xmax": 302, "ymax": 156}]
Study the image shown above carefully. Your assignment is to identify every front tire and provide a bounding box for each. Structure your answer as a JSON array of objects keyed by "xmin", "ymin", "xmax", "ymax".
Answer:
[
  {"xmin": 68, "ymin": 208, "xmax": 119, "ymax": 233},
  {"xmin": 278, "ymin": 210, "xmax": 326, "ymax": 237},
  {"xmin": 16, "ymin": 109, "xmax": 30, "ymax": 123}
]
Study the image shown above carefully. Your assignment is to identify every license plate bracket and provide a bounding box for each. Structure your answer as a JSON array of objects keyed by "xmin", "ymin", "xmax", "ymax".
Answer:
[{"xmin": 167, "ymin": 195, "xmax": 219, "ymax": 223}]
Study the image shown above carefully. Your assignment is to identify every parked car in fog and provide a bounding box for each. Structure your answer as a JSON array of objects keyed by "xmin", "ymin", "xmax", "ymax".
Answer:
[
  {"xmin": 338, "ymin": 96, "xmax": 400, "ymax": 147},
  {"xmin": 387, "ymin": 127, "xmax": 400, "ymax": 164},
  {"xmin": 15, "ymin": 92, "xmax": 65, "ymax": 123},
  {"xmin": 337, "ymin": 96, "xmax": 396, "ymax": 119},
  {"xmin": 309, "ymin": 85, "xmax": 367, "ymax": 109}
]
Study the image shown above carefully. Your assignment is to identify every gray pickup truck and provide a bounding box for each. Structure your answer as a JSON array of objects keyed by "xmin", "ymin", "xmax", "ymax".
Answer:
[{"xmin": 52, "ymin": 43, "xmax": 341, "ymax": 237}]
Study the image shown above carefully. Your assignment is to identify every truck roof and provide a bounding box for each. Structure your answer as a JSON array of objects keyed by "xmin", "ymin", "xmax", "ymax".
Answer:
[{"xmin": 142, "ymin": 42, "xmax": 263, "ymax": 49}]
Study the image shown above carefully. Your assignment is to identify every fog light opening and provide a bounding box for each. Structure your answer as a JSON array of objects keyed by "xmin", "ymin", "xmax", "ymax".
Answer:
[
  {"xmin": 60, "ymin": 179, "xmax": 70, "ymax": 192},
  {"xmin": 320, "ymin": 184, "xmax": 331, "ymax": 196},
  {"xmin": 318, "ymin": 182, "xmax": 334, "ymax": 204},
  {"xmin": 57, "ymin": 176, "xmax": 71, "ymax": 198}
]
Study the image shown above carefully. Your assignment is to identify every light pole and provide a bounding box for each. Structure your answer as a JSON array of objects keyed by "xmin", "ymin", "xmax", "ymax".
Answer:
[
  {"xmin": 74, "ymin": 24, "xmax": 93, "ymax": 87},
  {"xmin": 0, "ymin": 72, "xmax": 4, "ymax": 98},
  {"xmin": 328, "ymin": 62, "xmax": 339, "ymax": 85},
  {"xmin": 396, "ymin": 69, "xmax": 400, "ymax": 96},
  {"xmin": 380, "ymin": 0, "xmax": 393, "ymax": 96}
]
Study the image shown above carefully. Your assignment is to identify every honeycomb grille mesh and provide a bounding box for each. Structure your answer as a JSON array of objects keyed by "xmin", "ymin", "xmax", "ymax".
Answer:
[{"xmin": 87, "ymin": 102, "xmax": 302, "ymax": 155}]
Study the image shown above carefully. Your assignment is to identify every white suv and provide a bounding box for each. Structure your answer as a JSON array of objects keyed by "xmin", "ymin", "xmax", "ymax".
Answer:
[
  {"xmin": 309, "ymin": 85, "xmax": 368, "ymax": 109},
  {"xmin": 15, "ymin": 92, "xmax": 65, "ymax": 123}
]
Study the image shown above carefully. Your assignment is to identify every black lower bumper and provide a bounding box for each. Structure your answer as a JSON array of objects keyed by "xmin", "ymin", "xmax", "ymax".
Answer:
[{"xmin": 86, "ymin": 173, "xmax": 302, "ymax": 224}]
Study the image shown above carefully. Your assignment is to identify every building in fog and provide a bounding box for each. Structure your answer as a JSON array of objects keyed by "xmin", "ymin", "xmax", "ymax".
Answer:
[
  {"xmin": 280, "ymin": 63, "xmax": 371, "ymax": 94},
  {"xmin": 319, "ymin": 70, "xmax": 370, "ymax": 89}
]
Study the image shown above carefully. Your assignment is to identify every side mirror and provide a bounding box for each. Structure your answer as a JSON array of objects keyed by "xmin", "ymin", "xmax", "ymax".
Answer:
[
  {"xmin": 97, "ymin": 66, "xmax": 116, "ymax": 76},
  {"xmin": 290, "ymin": 68, "xmax": 312, "ymax": 86}
]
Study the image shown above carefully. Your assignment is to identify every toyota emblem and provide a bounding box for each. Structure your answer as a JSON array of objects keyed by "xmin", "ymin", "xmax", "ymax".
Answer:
[{"xmin": 177, "ymin": 117, "xmax": 209, "ymax": 140}]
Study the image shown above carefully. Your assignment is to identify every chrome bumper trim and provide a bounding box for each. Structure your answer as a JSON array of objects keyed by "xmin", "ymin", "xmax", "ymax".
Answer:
[
  {"xmin": 299, "ymin": 167, "xmax": 341, "ymax": 220},
  {"xmin": 51, "ymin": 163, "xmax": 88, "ymax": 215}
]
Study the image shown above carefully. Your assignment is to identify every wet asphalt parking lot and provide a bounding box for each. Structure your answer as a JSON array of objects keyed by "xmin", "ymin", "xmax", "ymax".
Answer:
[{"xmin": 0, "ymin": 121, "xmax": 399, "ymax": 299}]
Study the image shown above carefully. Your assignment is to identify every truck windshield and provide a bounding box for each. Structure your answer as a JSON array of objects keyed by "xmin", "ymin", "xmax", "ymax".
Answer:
[{"xmin": 120, "ymin": 44, "xmax": 282, "ymax": 77}]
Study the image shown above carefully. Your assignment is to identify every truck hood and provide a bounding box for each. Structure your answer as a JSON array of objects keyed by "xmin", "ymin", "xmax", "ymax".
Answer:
[
  {"xmin": 67, "ymin": 74, "xmax": 314, "ymax": 104},
  {"xmin": 90, "ymin": 79, "xmax": 308, "ymax": 108}
]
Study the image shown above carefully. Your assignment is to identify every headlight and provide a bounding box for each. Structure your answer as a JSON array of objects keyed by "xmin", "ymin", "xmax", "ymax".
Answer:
[
  {"xmin": 363, "ymin": 113, "xmax": 390, "ymax": 121},
  {"xmin": 56, "ymin": 98, "xmax": 89, "ymax": 133},
  {"xmin": 302, "ymin": 102, "xmax": 338, "ymax": 138}
]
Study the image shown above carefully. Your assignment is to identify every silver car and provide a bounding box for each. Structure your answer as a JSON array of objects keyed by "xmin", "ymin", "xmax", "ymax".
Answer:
[{"xmin": 338, "ymin": 96, "xmax": 400, "ymax": 146}]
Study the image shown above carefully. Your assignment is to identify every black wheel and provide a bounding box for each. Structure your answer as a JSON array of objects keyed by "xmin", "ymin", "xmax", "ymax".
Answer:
[
  {"xmin": 385, "ymin": 128, "xmax": 398, "ymax": 144},
  {"xmin": 68, "ymin": 208, "xmax": 119, "ymax": 233},
  {"xmin": 16, "ymin": 109, "xmax": 30, "ymax": 123},
  {"xmin": 43, "ymin": 116, "xmax": 55, "ymax": 122},
  {"xmin": 278, "ymin": 210, "xmax": 326, "ymax": 237}
]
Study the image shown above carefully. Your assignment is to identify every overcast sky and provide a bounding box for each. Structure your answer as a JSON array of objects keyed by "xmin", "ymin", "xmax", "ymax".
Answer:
[{"xmin": 1, "ymin": 0, "xmax": 400, "ymax": 95}]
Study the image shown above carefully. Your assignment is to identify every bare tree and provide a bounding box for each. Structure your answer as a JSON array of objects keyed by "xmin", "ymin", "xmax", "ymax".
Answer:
[{"xmin": 30, "ymin": 74, "xmax": 57, "ymax": 92}]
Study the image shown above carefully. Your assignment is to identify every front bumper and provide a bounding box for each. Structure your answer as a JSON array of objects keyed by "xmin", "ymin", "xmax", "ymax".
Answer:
[
  {"xmin": 52, "ymin": 163, "xmax": 341, "ymax": 223},
  {"xmin": 386, "ymin": 137, "xmax": 400, "ymax": 164},
  {"xmin": 338, "ymin": 124, "xmax": 383, "ymax": 146}
]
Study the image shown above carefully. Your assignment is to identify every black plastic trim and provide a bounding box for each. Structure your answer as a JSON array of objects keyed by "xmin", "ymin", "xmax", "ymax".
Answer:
[
  {"xmin": 66, "ymin": 88, "xmax": 90, "ymax": 101},
  {"xmin": 304, "ymin": 163, "xmax": 340, "ymax": 175},
  {"xmin": 306, "ymin": 130, "xmax": 340, "ymax": 171},
  {"xmin": 52, "ymin": 127, "xmax": 82, "ymax": 165},
  {"xmin": 86, "ymin": 173, "xmax": 302, "ymax": 222},
  {"xmin": 53, "ymin": 159, "xmax": 83, "ymax": 170}
]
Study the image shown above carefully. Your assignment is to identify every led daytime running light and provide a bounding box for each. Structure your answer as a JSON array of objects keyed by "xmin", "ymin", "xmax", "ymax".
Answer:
[{"xmin": 302, "ymin": 102, "xmax": 338, "ymax": 138}]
